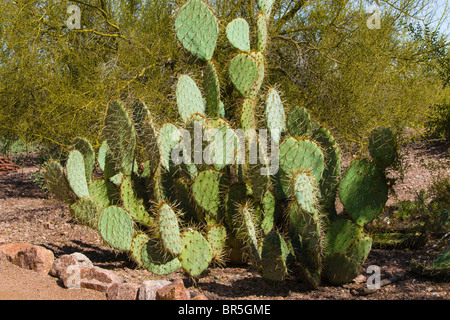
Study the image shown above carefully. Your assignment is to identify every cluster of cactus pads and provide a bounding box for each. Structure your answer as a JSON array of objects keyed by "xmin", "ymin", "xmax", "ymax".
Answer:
[{"xmin": 44, "ymin": 0, "xmax": 399, "ymax": 287}]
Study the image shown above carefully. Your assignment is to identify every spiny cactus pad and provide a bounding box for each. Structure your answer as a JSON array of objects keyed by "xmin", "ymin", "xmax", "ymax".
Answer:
[
  {"xmin": 98, "ymin": 206, "xmax": 135, "ymax": 251},
  {"xmin": 229, "ymin": 53, "xmax": 259, "ymax": 97},
  {"xmin": 66, "ymin": 150, "xmax": 90, "ymax": 199},
  {"xmin": 192, "ymin": 169, "xmax": 224, "ymax": 221},
  {"xmin": 226, "ymin": 18, "xmax": 251, "ymax": 52},
  {"xmin": 176, "ymin": 75, "xmax": 206, "ymax": 122},
  {"xmin": 257, "ymin": 12, "xmax": 268, "ymax": 52},
  {"xmin": 287, "ymin": 106, "xmax": 312, "ymax": 137},
  {"xmin": 141, "ymin": 238, "xmax": 181, "ymax": 275},
  {"xmin": 265, "ymin": 88, "xmax": 286, "ymax": 144},
  {"xmin": 338, "ymin": 159, "xmax": 388, "ymax": 226},
  {"xmin": 157, "ymin": 203, "xmax": 183, "ymax": 256},
  {"xmin": 72, "ymin": 137, "xmax": 95, "ymax": 183},
  {"xmin": 204, "ymin": 60, "xmax": 223, "ymax": 118},
  {"xmin": 44, "ymin": 160, "xmax": 73, "ymax": 204},
  {"xmin": 70, "ymin": 197, "xmax": 99, "ymax": 229},
  {"xmin": 261, "ymin": 231, "xmax": 289, "ymax": 282},
  {"xmin": 258, "ymin": 0, "xmax": 275, "ymax": 16},
  {"xmin": 179, "ymin": 229, "xmax": 213, "ymax": 277},
  {"xmin": 175, "ymin": 0, "xmax": 218, "ymax": 61}
]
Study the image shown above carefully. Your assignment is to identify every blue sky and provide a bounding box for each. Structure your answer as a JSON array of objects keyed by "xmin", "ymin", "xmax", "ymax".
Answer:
[{"xmin": 428, "ymin": 0, "xmax": 449, "ymax": 35}]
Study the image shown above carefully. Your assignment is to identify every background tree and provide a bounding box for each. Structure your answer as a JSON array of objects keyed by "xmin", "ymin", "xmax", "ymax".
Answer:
[{"xmin": 0, "ymin": 0, "xmax": 448, "ymax": 153}]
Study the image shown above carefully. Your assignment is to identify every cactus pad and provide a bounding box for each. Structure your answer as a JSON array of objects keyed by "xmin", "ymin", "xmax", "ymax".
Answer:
[
  {"xmin": 141, "ymin": 238, "xmax": 181, "ymax": 275},
  {"xmin": 157, "ymin": 203, "xmax": 183, "ymax": 256},
  {"xmin": 98, "ymin": 206, "xmax": 135, "ymax": 251},
  {"xmin": 66, "ymin": 150, "xmax": 90, "ymax": 198},
  {"xmin": 226, "ymin": 18, "xmax": 251, "ymax": 52},
  {"xmin": 287, "ymin": 106, "xmax": 312, "ymax": 137},
  {"xmin": 338, "ymin": 159, "xmax": 388, "ymax": 226},
  {"xmin": 175, "ymin": 0, "xmax": 218, "ymax": 61},
  {"xmin": 72, "ymin": 137, "xmax": 95, "ymax": 183},
  {"xmin": 70, "ymin": 197, "xmax": 100, "ymax": 229},
  {"xmin": 44, "ymin": 160, "xmax": 73, "ymax": 204},
  {"xmin": 229, "ymin": 53, "xmax": 259, "ymax": 97},
  {"xmin": 265, "ymin": 88, "xmax": 286, "ymax": 144},
  {"xmin": 192, "ymin": 169, "xmax": 224, "ymax": 221},
  {"xmin": 179, "ymin": 229, "xmax": 213, "ymax": 277},
  {"xmin": 261, "ymin": 231, "xmax": 289, "ymax": 282},
  {"xmin": 176, "ymin": 75, "xmax": 206, "ymax": 122}
]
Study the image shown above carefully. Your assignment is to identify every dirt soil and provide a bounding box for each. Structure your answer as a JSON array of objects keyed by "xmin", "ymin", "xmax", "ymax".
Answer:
[{"xmin": 0, "ymin": 138, "xmax": 449, "ymax": 300}]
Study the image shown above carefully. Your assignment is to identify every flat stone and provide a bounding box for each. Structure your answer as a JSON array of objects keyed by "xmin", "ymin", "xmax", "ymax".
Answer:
[
  {"xmin": 191, "ymin": 294, "xmax": 208, "ymax": 300},
  {"xmin": 138, "ymin": 280, "xmax": 172, "ymax": 300},
  {"xmin": 60, "ymin": 265, "xmax": 91, "ymax": 289},
  {"xmin": 106, "ymin": 282, "xmax": 140, "ymax": 300},
  {"xmin": 49, "ymin": 252, "xmax": 93, "ymax": 278},
  {"xmin": 156, "ymin": 279, "xmax": 189, "ymax": 300},
  {"xmin": 15, "ymin": 245, "xmax": 55, "ymax": 275}
]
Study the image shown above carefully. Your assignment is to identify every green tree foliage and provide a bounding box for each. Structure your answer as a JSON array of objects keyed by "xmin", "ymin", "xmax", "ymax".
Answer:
[{"xmin": 0, "ymin": 0, "xmax": 448, "ymax": 150}]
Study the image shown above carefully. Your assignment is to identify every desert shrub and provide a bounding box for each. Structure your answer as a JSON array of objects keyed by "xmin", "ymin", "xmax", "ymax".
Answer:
[{"xmin": 427, "ymin": 103, "xmax": 450, "ymax": 141}]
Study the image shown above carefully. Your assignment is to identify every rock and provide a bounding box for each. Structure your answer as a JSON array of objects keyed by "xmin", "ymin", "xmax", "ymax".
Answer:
[
  {"xmin": 49, "ymin": 252, "xmax": 94, "ymax": 278},
  {"xmin": 60, "ymin": 265, "xmax": 91, "ymax": 289},
  {"xmin": 0, "ymin": 236, "xmax": 6, "ymax": 245},
  {"xmin": 79, "ymin": 267, "xmax": 125, "ymax": 292},
  {"xmin": 156, "ymin": 279, "xmax": 190, "ymax": 300},
  {"xmin": 106, "ymin": 282, "xmax": 140, "ymax": 300},
  {"xmin": 138, "ymin": 280, "xmax": 172, "ymax": 300},
  {"xmin": 0, "ymin": 243, "xmax": 33, "ymax": 263},
  {"xmin": 15, "ymin": 245, "xmax": 55, "ymax": 275},
  {"xmin": 191, "ymin": 293, "xmax": 208, "ymax": 300}
]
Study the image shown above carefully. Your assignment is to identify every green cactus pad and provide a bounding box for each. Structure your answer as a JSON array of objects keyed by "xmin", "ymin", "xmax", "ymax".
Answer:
[
  {"xmin": 226, "ymin": 18, "xmax": 251, "ymax": 52},
  {"xmin": 324, "ymin": 253, "xmax": 360, "ymax": 286},
  {"xmin": 206, "ymin": 224, "xmax": 227, "ymax": 265},
  {"xmin": 120, "ymin": 176, "xmax": 153, "ymax": 227},
  {"xmin": 72, "ymin": 137, "xmax": 95, "ymax": 183},
  {"xmin": 338, "ymin": 158, "xmax": 388, "ymax": 226},
  {"xmin": 276, "ymin": 137, "xmax": 325, "ymax": 198},
  {"xmin": 141, "ymin": 238, "xmax": 181, "ymax": 275},
  {"xmin": 287, "ymin": 106, "xmax": 312, "ymax": 137},
  {"xmin": 229, "ymin": 53, "xmax": 259, "ymax": 97},
  {"xmin": 103, "ymin": 100, "xmax": 137, "ymax": 175},
  {"xmin": 312, "ymin": 127, "xmax": 341, "ymax": 217},
  {"xmin": 179, "ymin": 229, "xmax": 213, "ymax": 277},
  {"xmin": 175, "ymin": 0, "xmax": 218, "ymax": 61},
  {"xmin": 97, "ymin": 140, "xmax": 108, "ymax": 172},
  {"xmin": 192, "ymin": 169, "xmax": 224, "ymax": 221},
  {"xmin": 234, "ymin": 202, "xmax": 261, "ymax": 265},
  {"xmin": 325, "ymin": 219, "xmax": 372, "ymax": 264},
  {"xmin": 157, "ymin": 203, "xmax": 183, "ymax": 256},
  {"xmin": 157, "ymin": 123, "xmax": 182, "ymax": 170},
  {"xmin": 261, "ymin": 231, "xmax": 289, "ymax": 282},
  {"xmin": 131, "ymin": 100, "xmax": 160, "ymax": 168},
  {"xmin": 98, "ymin": 206, "xmax": 135, "ymax": 251},
  {"xmin": 288, "ymin": 198, "xmax": 324, "ymax": 288},
  {"xmin": 258, "ymin": 0, "xmax": 275, "ymax": 16},
  {"xmin": 88, "ymin": 178, "xmax": 118, "ymax": 210},
  {"xmin": 69, "ymin": 197, "xmax": 100, "ymax": 229},
  {"xmin": 176, "ymin": 75, "xmax": 206, "ymax": 122},
  {"xmin": 129, "ymin": 232, "xmax": 150, "ymax": 267},
  {"xmin": 248, "ymin": 51, "xmax": 265, "ymax": 98},
  {"xmin": 257, "ymin": 12, "xmax": 268, "ymax": 52},
  {"xmin": 44, "ymin": 160, "xmax": 73, "ymax": 204},
  {"xmin": 324, "ymin": 219, "xmax": 372, "ymax": 285},
  {"xmin": 66, "ymin": 150, "xmax": 90, "ymax": 199},
  {"xmin": 224, "ymin": 183, "xmax": 249, "ymax": 231},
  {"xmin": 261, "ymin": 190, "xmax": 278, "ymax": 235},
  {"xmin": 240, "ymin": 98, "xmax": 258, "ymax": 134},
  {"xmin": 292, "ymin": 172, "xmax": 320, "ymax": 215},
  {"xmin": 204, "ymin": 60, "xmax": 222, "ymax": 118},
  {"xmin": 265, "ymin": 88, "xmax": 286, "ymax": 144},
  {"xmin": 368, "ymin": 126, "xmax": 398, "ymax": 170}
]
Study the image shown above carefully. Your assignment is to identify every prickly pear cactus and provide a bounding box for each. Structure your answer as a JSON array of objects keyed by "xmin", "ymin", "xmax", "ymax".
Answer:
[{"xmin": 44, "ymin": 0, "xmax": 399, "ymax": 287}]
